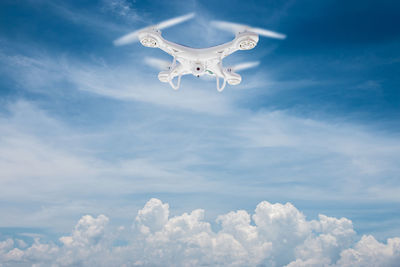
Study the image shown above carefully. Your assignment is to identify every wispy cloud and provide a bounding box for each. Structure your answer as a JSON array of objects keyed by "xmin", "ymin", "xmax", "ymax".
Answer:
[
  {"xmin": 44, "ymin": 0, "xmax": 145, "ymax": 35},
  {"xmin": 0, "ymin": 46, "xmax": 233, "ymax": 115},
  {"xmin": 1, "ymin": 93, "xmax": 399, "ymax": 232}
]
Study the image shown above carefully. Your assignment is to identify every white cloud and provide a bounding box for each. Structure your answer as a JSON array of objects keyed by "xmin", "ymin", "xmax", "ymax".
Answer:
[
  {"xmin": 336, "ymin": 235, "xmax": 400, "ymax": 267},
  {"xmin": 0, "ymin": 199, "xmax": 399, "ymax": 266},
  {"xmin": 60, "ymin": 215, "xmax": 109, "ymax": 247},
  {"xmin": 134, "ymin": 198, "xmax": 169, "ymax": 234},
  {"xmin": 0, "ymin": 239, "xmax": 14, "ymax": 254}
]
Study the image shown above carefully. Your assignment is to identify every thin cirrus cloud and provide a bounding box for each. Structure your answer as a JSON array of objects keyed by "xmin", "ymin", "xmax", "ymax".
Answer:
[
  {"xmin": 0, "ymin": 47, "xmax": 233, "ymax": 115},
  {"xmin": 0, "ymin": 96, "xmax": 399, "ymax": 233}
]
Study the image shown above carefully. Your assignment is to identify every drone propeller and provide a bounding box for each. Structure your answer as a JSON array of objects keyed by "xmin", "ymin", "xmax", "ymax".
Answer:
[
  {"xmin": 210, "ymin": 20, "xmax": 286, "ymax": 39},
  {"xmin": 114, "ymin": 13, "xmax": 195, "ymax": 46},
  {"xmin": 229, "ymin": 61, "xmax": 260, "ymax": 72},
  {"xmin": 144, "ymin": 57, "xmax": 171, "ymax": 70}
]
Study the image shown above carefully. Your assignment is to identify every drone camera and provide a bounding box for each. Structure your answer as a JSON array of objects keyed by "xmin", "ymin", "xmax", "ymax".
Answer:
[{"xmin": 192, "ymin": 63, "xmax": 205, "ymax": 75}]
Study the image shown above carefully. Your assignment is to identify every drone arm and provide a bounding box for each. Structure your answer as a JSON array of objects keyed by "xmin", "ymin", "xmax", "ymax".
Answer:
[
  {"xmin": 219, "ymin": 41, "xmax": 240, "ymax": 59},
  {"xmin": 206, "ymin": 31, "xmax": 259, "ymax": 60},
  {"xmin": 156, "ymin": 37, "xmax": 186, "ymax": 59}
]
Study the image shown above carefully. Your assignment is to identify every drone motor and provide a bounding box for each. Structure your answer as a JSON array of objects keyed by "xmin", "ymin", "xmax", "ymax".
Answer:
[
  {"xmin": 239, "ymin": 38, "xmax": 257, "ymax": 50},
  {"xmin": 138, "ymin": 32, "xmax": 161, "ymax": 48},
  {"xmin": 140, "ymin": 36, "xmax": 158, "ymax": 47},
  {"xmin": 235, "ymin": 32, "xmax": 259, "ymax": 50}
]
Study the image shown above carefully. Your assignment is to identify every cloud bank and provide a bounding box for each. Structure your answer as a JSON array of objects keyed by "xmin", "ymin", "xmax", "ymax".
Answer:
[{"xmin": 1, "ymin": 198, "xmax": 399, "ymax": 267}]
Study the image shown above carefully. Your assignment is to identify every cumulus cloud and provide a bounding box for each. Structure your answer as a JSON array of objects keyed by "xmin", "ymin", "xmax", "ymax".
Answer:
[{"xmin": 1, "ymin": 199, "xmax": 399, "ymax": 267}]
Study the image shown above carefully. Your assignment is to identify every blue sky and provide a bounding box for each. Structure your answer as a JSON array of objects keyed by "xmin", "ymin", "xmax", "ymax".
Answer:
[{"xmin": 0, "ymin": 0, "xmax": 399, "ymax": 265}]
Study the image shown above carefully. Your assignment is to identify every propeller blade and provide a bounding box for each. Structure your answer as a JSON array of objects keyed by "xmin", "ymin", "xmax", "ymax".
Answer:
[
  {"xmin": 251, "ymin": 27, "xmax": 286, "ymax": 39},
  {"xmin": 211, "ymin": 20, "xmax": 286, "ymax": 39},
  {"xmin": 144, "ymin": 57, "xmax": 171, "ymax": 70},
  {"xmin": 157, "ymin": 13, "xmax": 195, "ymax": 30},
  {"xmin": 114, "ymin": 29, "xmax": 142, "ymax": 46},
  {"xmin": 231, "ymin": 61, "xmax": 260, "ymax": 72},
  {"xmin": 114, "ymin": 13, "xmax": 195, "ymax": 46},
  {"xmin": 210, "ymin": 20, "xmax": 247, "ymax": 34}
]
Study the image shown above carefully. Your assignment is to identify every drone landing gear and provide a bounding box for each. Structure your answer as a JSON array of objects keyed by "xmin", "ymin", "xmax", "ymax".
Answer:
[
  {"xmin": 169, "ymin": 74, "xmax": 182, "ymax": 90},
  {"xmin": 216, "ymin": 76, "xmax": 227, "ymax": 92}
]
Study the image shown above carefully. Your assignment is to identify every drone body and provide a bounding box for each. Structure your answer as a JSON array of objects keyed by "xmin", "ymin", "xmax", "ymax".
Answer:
[{"xmin": 114, "ymin": 13, "xmax": 286, "ymax": 91}]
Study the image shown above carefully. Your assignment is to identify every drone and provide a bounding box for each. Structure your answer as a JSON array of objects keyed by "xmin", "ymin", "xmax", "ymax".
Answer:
[{"xmin": 114, "ymin": 13, "xmax": 286, "ymax": 92}]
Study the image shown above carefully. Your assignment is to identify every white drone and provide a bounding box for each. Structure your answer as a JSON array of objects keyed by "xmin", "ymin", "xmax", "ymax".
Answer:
[{"xmin": 114, "ymin": 13, "xmax": 286, "ymax": 92}]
